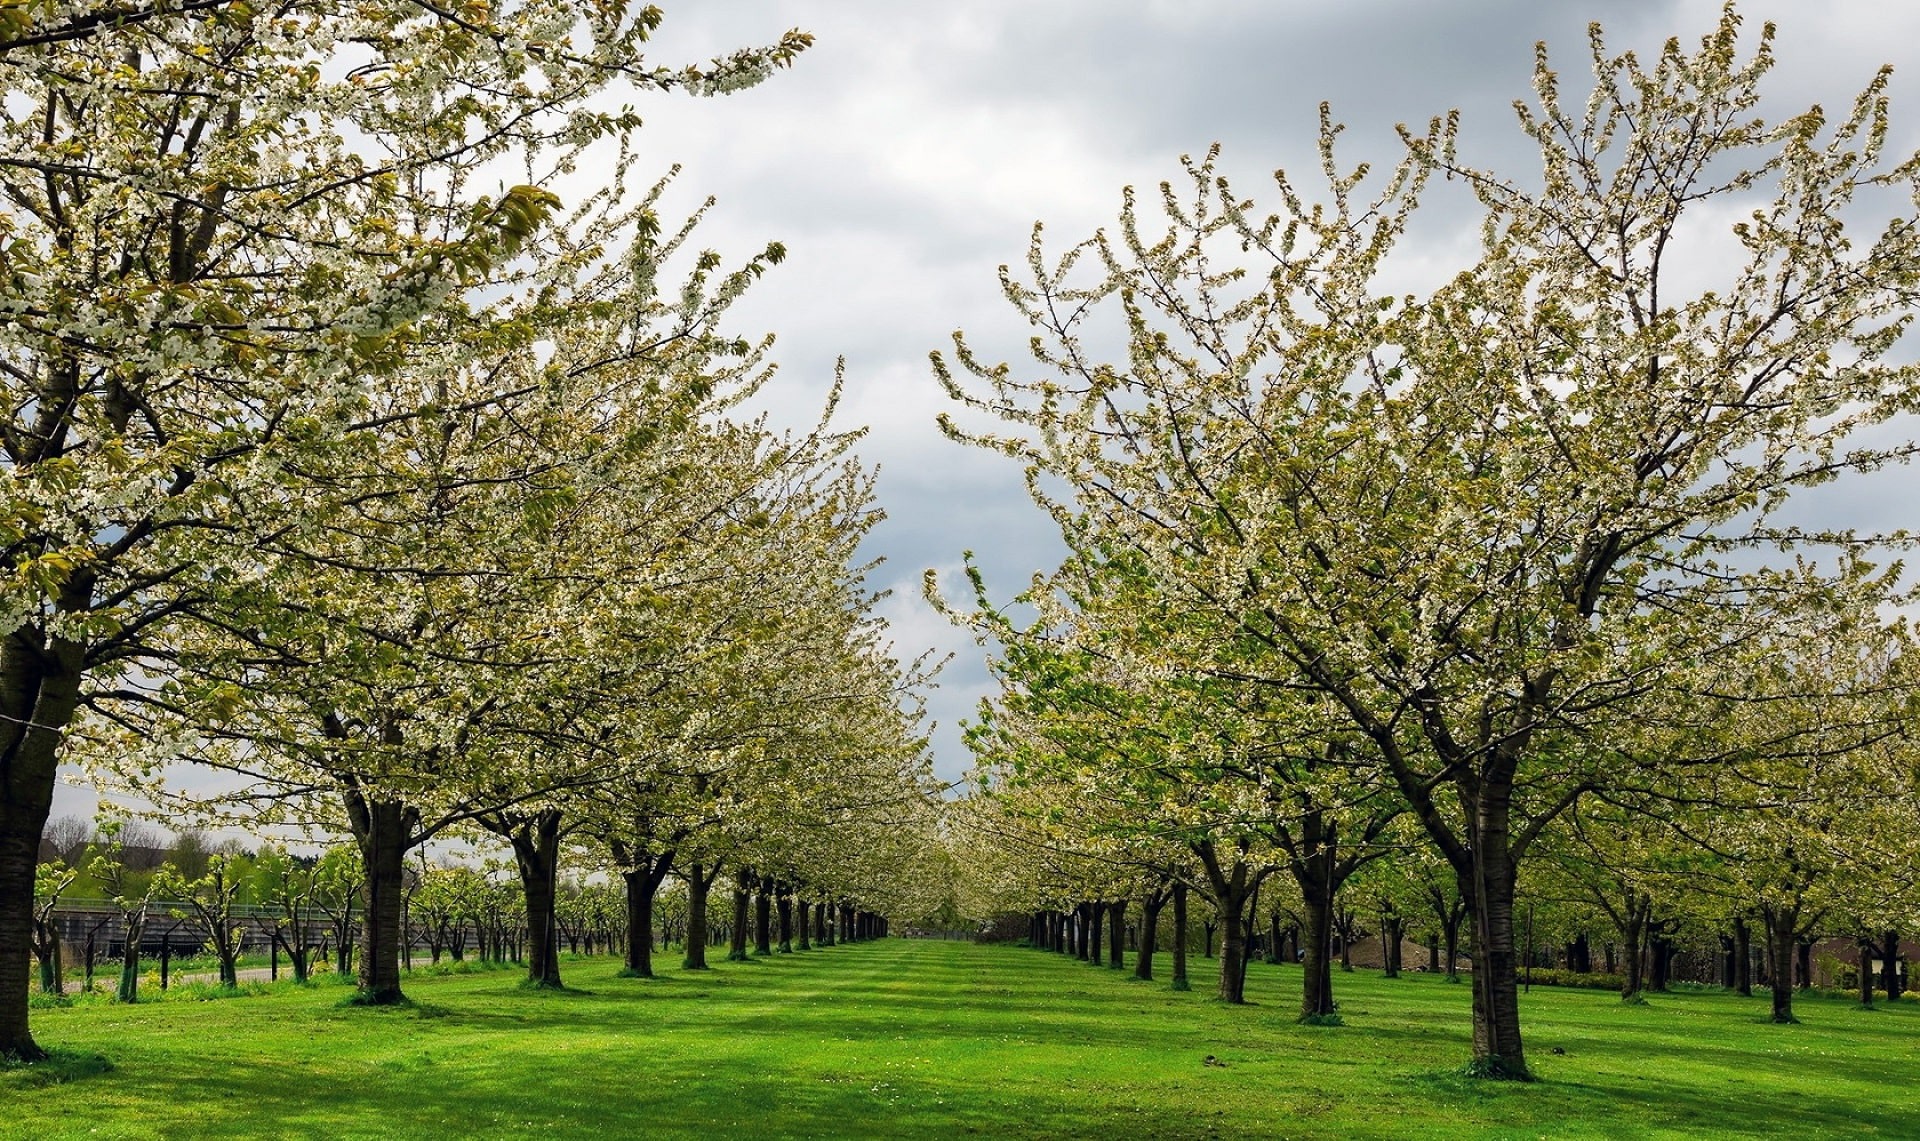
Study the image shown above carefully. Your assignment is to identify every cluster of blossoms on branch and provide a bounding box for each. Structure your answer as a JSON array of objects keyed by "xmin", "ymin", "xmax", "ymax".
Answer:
[{"xmin": 937, "ymin": 4, "xmax": 1920, "ymax": 1079}]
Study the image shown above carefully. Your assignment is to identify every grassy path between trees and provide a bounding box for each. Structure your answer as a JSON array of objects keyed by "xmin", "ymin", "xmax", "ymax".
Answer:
[{"xmin": 5, "ymin": 939, "xmax": 1918, "ymax": 1138}]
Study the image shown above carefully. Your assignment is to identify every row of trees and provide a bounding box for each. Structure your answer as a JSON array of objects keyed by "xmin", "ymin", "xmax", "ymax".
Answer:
[
  {"xmin": 32, "ymin": 830, "xmax": 907, "ymax": 1003},
  {"xmin": 937, "ymin": 5, "xmax": 1920, "ymax": 1079},
  {"xmin": 1, "ymin": 1, "xmax": 936, "ymax": 1061}
]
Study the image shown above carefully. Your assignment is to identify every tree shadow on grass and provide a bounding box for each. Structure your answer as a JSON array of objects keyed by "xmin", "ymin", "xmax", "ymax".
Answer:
[{"xmin": 0, "ymin": 1049, "xmax": 113, "ymax": 1091}]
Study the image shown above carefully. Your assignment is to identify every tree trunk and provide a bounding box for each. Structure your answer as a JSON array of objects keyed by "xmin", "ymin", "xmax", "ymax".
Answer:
[
  {"xmin": 1088, "ymin": 901, "xmax": 1104, "ymax": 965},
  {"xmin": 277, "ymin": 930, "xmax": 311, "ymax": 984},
  {"xmin": 1135, "ymin": 894, "xmax": 1166, "ymax": 981},
  {"xmin": 1381, "ymin": 913, "xmax": 1405, "ymax": 978},
  {"xmin": 728, "ymin": 873, "xmax": 751, "ymax": 962},
  {"xmin": 1881, "ymin": 931, "xmax": 1901, "ymax": 1002},
  {"xmin": 37, "ymin": 938, "xmax": 59, "ymax": 996},
  {"xmin": 504, "ymin": 810, "xmax": 564, "ymax": 989},
  {"xmin": 754, "ymin": 876, "xmax": 773, "ymax": 956},
  {"xmin": 621, "ymin": 864, "xmax": 659, "ymax": 978},
  {"xmin": 346, "ymin": 791, "xmax": 416, "ymax": 1005},
  {"xmin": 1299, "ymin": 882, "xmax": 1336, "ymax": 1020},
  {"xmin": 1335, "ymin": 908, "xmax": 1357, "ymax": 972},
  {"xmin": 1107, "ymin": 899, "xmax": 1125, "ymax": 969},
  {"xmin": 0, "ymin": 629, "xmax": 81, "ymax": 1060},
  {"xmin": 1859, "ymin": 938, "xmax": 1877, "ymax": 1008},
  {"xmin": 117, "ymin": 909, "xmax": 146, "ymax": 1004},
  {"xmin": 1761, "ymin": 906, "xmax": 1798, "ymax": 1023},
  {"xmin": 1793, "ymin": 940, "xmax": 1810, "ymax": 993},
  {"xmin": 1194, "ymin": 841, "xmax": 1254, "ymax": 1004},
  {"xmin": 1171, "ymin": 883, "xmax": 1190, "ymax": 991},
  {"xmin": 682, "ymin": 863, "xmax": 713, "ymax": 969},
  {"xmin": 1651, "ymin": 931, "xmax": 1674, "ymax": 992},
  {"xmin": 1458, "ymin": 826, "xmax": 1528, "ymax": 1078},
  {"xmin": 776, "ymin": 885, "xmax": 794, "ymax": 954},
  {"xmin": 218, "ymin": 933, "xmax": 239, "ymax": 989},
  {"xmin": 1734, "ymin": 916, "xmax": 1753, "ymax": 996},
  {"xmin": 1621, "ymin": 910, "xmax": 1646, "ymax": 1000}
]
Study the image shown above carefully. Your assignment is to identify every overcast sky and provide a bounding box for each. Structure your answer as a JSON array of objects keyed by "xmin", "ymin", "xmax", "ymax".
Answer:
[{"xmin": 55, "ymin": 0, "xmax": 1920, "ymax": 824}]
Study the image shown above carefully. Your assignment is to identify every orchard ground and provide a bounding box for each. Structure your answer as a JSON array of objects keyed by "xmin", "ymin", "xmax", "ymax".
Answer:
[{"xmin": 4, "ymin": 939, "xmax": 1914, "ymax": 1139}]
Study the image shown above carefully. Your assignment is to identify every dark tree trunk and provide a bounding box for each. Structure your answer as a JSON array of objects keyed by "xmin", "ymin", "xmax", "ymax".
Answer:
[
  {"xmin": 1761, "ymin": 905, "xmax": 1799, "ymax": 1023},
  {"xmin": 776, "ymin": 885, "xmax": 793, "ymax": 953},
  {"xmin": 1237, "ymin": 884, "xmax": 1259, "ymax": 999},
  {"xmin": 345, "ymin": 790, "xmax": 418, "ymax": 1006},
  {"xmin": 754, "ymin": 876, "xmax": 773, "ymax": 956},
  {"xmin": 1651, "ymin": 931, "xmax": 1674, "ymax": 993},
  {"xmin": 1860, "ymin": 938, "xmax": 1877, "ymax": 1008},
  {"xmin": 1720, "ymin": 934, "xmax": 1737, "ymax": 988},
  {"xmin": 502, "ymin": 809, "xmax": 564, "ymax": 989},
  {"xmin": 797, "ymin": 895, "xmax": 811, "ymax": 951},
  {"xmin": 619, "ymin": 846, "xmax": 675, "ymax": 979},
  {"xmin": 1621, "ymin": 910, "xmax": 1646, "ymax": 1000},
  {"xmin": 1457, "ymin": 829, "xmax": 1528, "ymax": 1077},
  {"xmin": 0, "ymin": 628, "xmax": 83, "ymax": 1060},
  {"xmin": 683, "ymin": 864, "xmax": 714, "ymax": 969},
  {"xmin": 1300, "ymin": 884, "xmax": 1336, "ymax": 1020},
  {"xmin": 1794, "ymin": 940, "xmax": 1811, "ymax": 993},
  {"xmin": 1881, "ymin": 931, "xmax": 1901, "ymax": 1002},
  {"xmin": 275, "ymin": 930, "xmax": 311, "ymax": 984},
  {"xmin": 1171, "ymin": 883, "xmax": 1190, "ymax": 991},
  {"xmin": 117, "ymin": 908, "xmax": 147, "ymax": 1003},
  {"xmin": 1335, "ymin": 907, "xmax": 1358, "ymax": 972},
  {"xmin": 1107, "ymin": 899, "xmax": 1125, "ymax": 969},
  {"xmin": 1088, "ymin": 901, "xmax": 1104, "ymax": 965},
  {"xmin": 728, "ymin": 872, "xmax": 751, "ymax": 962},
  {"xmin": 1381, "ymin": 912, "xmax": 1405, "ymax": 978},
  {"xmin": 1135, "ymin": 893, "xmax": 1167, "ymax": 981},
  {"xmin": 624, "ymin": 872, "xmax": 654, "ymax": 978},
  {"xmin": 1734, "ymin": 916, "xmax": 1753, "ymax": 996},
  {"xmin": 1194, "ymin": 840, "xmax": 1255, "ymax": 1004},
  {"xmin": 1567, "ymin": 933, "xmax": 1591, "ymax": 975},
  {"xmin": 37, "ymin": 937, "xmax": 60, "ymax": 996}
]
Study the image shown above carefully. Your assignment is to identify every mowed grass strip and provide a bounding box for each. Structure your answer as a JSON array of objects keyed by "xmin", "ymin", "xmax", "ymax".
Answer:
[{"xmin": 5, "ymin": 939, "xmax": 1918, "ymax": 1139}]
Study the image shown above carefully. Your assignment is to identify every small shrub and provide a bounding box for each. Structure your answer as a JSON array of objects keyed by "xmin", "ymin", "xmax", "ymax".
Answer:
[{"xmin": 166, "ymin": 981, "xmax": 270, "ymax": 1002}]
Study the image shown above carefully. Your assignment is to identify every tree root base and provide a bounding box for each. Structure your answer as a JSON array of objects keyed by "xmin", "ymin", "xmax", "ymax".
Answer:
[{"xmin": 1461, "ymin": 1056, "xmax": 1534, "ymax": 1081}]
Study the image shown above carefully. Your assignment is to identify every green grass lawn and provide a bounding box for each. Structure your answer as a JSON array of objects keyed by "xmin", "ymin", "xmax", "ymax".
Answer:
[{"xmin": 5, "ymin": 939, "xmax": 1916, "ymax": 1139}]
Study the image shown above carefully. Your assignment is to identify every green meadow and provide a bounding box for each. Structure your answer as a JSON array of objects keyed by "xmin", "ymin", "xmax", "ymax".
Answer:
[{"xmin": 5, "ymin": 939, "xmax": 1915, "ymax": 1139}]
